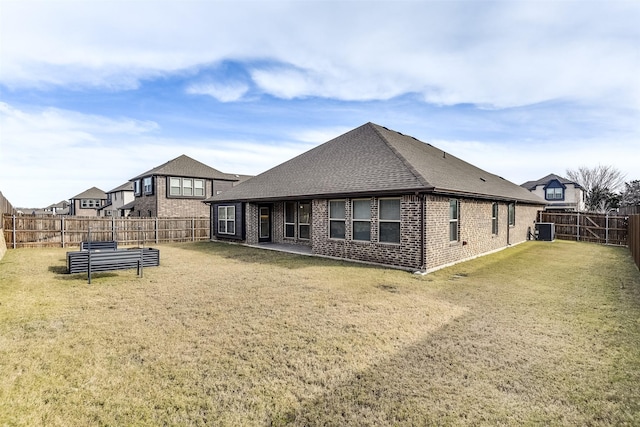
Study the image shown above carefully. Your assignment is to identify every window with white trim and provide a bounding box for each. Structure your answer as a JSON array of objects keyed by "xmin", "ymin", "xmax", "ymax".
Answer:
[
  {"xmin": 134, "ymin": 180, "xmax": 141, "ymax": 196},
  {"xmin": 218, "ymin": 206, "xmax": 235, "ymax": 234},
  {"xmin": 449, "ymin": 199, "xmax": 459, "ymax": 242},
  {"xmin": 379, "ymin": 198, "xmax": 400, "ymax": 244},
  {"xmin": 352, "ymin": 199, "xmax": 371, "ymax": 241},
  {"xmin": 329, "ymin": 200, "xmax": 346, "ymax": 239},
  {"xmin": 492, "ymin": 202, "xmax": 499, "ymax": 235},
  {"xmin": 169, "ymin": 177, "xmax": 205, "ymax": 197},
  {"xmin": 81, "ymin": 199, "xmax": 101, "ymax": 208},
  {"xmin": 546, "ymin": 187, "xmax": 563, "ymax": 200}
]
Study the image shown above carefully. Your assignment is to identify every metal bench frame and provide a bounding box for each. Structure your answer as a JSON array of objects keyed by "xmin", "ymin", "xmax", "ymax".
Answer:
[{"xmin": 67, "ymin": 247, "xmax": 160, "ymax": 284}]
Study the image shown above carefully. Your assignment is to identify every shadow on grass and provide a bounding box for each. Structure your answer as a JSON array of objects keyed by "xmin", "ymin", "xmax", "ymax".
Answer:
[{"xmin": 174, "ymin": 241, "xmax": 381, "ymax": 271}]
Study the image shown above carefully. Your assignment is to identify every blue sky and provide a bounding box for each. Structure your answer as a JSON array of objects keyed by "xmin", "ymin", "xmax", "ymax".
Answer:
[{"xmin": 1, "ymin": 0, "xmax": 638, "ymax": 208}]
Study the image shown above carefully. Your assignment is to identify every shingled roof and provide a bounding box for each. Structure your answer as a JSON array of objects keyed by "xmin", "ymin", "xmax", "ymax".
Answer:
[
  {"xmin": 70, "ymin": 187, "xmax": 107, "ymax": 200},
  {"xmin": 130, "ymin": 154, "xmax": 241, "ymax": 181},
  {"xmin": 206, "ymin": 123, "xmax": 545, "ymax": 204},
  {"xmin": 521, "ymin": 173, "xmax": 583, "ymax": 190}
]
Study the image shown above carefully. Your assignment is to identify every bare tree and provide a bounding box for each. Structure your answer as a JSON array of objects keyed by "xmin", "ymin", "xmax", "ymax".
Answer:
[{"xmin": 566, "ymin": 165, "xmax": 626, "ymax": 213}]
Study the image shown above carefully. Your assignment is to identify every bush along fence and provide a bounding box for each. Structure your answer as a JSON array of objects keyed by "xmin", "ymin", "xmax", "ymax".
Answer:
[
  {"xmin": 538, "ymin": 211, "xmax": 628, "ymax": 246},
  {"xmin": 2, "ymin": 215, "xmax": 210, "ymax": 249}
]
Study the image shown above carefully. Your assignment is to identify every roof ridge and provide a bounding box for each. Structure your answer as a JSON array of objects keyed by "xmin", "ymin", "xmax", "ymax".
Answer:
[{"xmin": 369, "ymin": 123, "xmax": 431, "ymax": 188}]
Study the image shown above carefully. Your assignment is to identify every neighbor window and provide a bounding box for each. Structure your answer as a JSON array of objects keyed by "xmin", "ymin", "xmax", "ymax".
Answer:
[
  {"xmin": 218, "ymin": 206, "xmax": 235, "ymax": 235},
  {"xmin": 143, "ymin": 177, "xmax": 153, "ymax": 194},
  {"xmin": 134, "ymin": 180, "xmax": 141, "ymax": 196},
  {"xmin": 546, "ymin": 187, "xmax": 563, "ymax": 200},
  {"xmin": 508, "ymin": 203, "xmax": 516, "ymax": 226},
  {"xmin": 449, "ymin": 199, "xmax": 460, "ymax": 242},
  {"xmin": 492, "ymin": 202, "xmax": 499, "ymax": 235},
  {"xmin": 329, "ymin": 200, "xmax": 346, "ymax": 239},
  {"xmin": 352, "ymin": 199, "xmax": 371, "ymax": 241},
  {"xmin": 379, "ymin": 198, "xmax": 400, "ymax": 244},
  {"xmin": 81, "ymin": 199, "xmax": 101, "ymax": 208},
  {"xmin": 169, "ymin": 177, "xmax": 205, "ymax": 197}
]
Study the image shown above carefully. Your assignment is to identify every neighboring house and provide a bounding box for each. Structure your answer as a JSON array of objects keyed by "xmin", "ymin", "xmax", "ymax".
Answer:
[
  {"xmin": 205, "ymin": 122, "xmax": 546, "ymax": 272},
  {"xmin": 127, "ymin": 154, "xmax": 250, "ymax": 217},
  {"xmin": 521, "ymin": 173, "xmax": 585, "ymax": 212},
  {"xmin": 44, "ymin": 201, "xmax": 69, "ymax": 215},
  {"xmin": 69, "ymin": 187, "xmax": 107, "ymax": 216},
  {"xmin": 98, "ymin": 182, "xmax": 135, "ymax": 217}
]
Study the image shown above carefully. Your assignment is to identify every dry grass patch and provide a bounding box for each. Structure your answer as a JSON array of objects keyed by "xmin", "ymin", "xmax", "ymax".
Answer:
[{"xmin": 0, "ymin": 241, "xmax": 639, "ymax": 425}]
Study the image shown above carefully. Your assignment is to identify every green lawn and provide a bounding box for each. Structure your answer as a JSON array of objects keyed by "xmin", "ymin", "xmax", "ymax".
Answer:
[{"xmin": 1, "ymin": 240, "xmax": 639, "ymax": 426}]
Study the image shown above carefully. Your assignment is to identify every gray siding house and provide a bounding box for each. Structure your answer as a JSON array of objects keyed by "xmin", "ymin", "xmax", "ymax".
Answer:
[
  {"xmin": 205, "ymin": 123, "xmax": 546, "ymax": 272},
  {"xmin": 521, "ymin": 173, "xmax": 585, "ymax": 212}
]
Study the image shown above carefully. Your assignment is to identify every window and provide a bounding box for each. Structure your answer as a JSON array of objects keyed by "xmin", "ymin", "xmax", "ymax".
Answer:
[
  {"xmin": 285, "ymin": 201, "xmax": 296, "ymax": 238},
  {"xmin": 449, "ymin": 199, "xmax": 459, "ymax": 242},
  {"xmin": 352, "ymin": 199, "xmax": 371, "ymax": 241},
  {"xmin": 329, "ymin": 200, "xmax": 346, "ymax": 239},
  {"xmin": 508, "ymin": 203, "xmax": 515, "ymax": 226},
  {"xmin": 134, "ymin": 180, "xmax": 141, "ymax": 196},
  {"xmin": 194, "ymin": 180, "xmax": 205, "ymax": 197},
  {"xmin": 379, "ymin": 198, "xmax": 400, "ymax": 244},
  {"xmin": 546, "ymin": 187, "xmax": 563, "ymax": 200},
  {"xmin": 143, "ymin": 177, "xmax": 153, "ymax": 194},
  {"xmin": 492, "ymin": 202, "xmax": 499, "ymax": 235},
  {"xmin": 81, "ymin": 199, "xmax": 101, "ymax": 208},
  {"xmin": 168, "ymin": 177, "xmax": 205, "ymax": 197},
  {"xmin": 218, "ymin": 206, "xmax": 235, "ymax": 235},
  {"xmin": 298, "ymin": 202, "xmax": 311, "ymax": 240}
]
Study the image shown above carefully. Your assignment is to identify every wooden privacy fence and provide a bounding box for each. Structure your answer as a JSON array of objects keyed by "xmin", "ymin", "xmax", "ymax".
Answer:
[
  {"xmin": 538, "ymin": 211, "xmax": 628, "ymax": 246},
  {"xmin": 629, "ymin": 215, "xmax": 640, "ymax": 270},
  {"xmin": 3, "ymin": 215, "xmax": 210, "ymax": 249}
]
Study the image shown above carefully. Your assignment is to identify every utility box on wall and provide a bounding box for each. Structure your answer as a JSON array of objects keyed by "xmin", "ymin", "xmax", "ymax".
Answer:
[{"xmin": 535, "ymin": 222, "xmax": 555, "ymax": 241}]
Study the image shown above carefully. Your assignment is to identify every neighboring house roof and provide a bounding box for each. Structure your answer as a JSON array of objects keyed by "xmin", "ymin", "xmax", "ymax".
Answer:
[
  {"xmin": 206, "ymin": 122, "xmax": 546, "ymax": 205},
  {"xmin": 107, "ymin": 181, "xmax": 134, "ymax": 193},
  {"xmin": 119, "ymin": 201, "xmax": 136, "ymax": 210},
  {"xmin": 70, "ymin": 187, "xmax": 107, "ymax": 200},
  {"xmin": 130, "ymin": 154, "xmax": 241, "ymax": 181},
  {"xmin": 46, "ymin": 200, "xmax": 69, "ymax": 209},
  {"xmin": 521, "ymin": 173, "xmax": 583, "ymax": 190}
]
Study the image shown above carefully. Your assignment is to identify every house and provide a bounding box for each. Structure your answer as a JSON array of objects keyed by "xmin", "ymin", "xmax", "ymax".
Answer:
[
  {"xmin": 98, "ymin": 182, "xmax": 135, "ymax": 217},
  {"xmin": 521, "ymin": 173, "xmax": 585, "ymax": 212},
  {"xmin": 127, "ymin": 154, "xmax": 250, "ymax": 217},
  {"xmin": 44, "ymin": 201, "xmax": 69, "ymax": 215},
  {"xmin": 69, "ymin": 187, "xmax": 107, "ymax": 216},
  {"xmin": 205, "ymin": 122, "xmax": 546, "ymax": 272}
]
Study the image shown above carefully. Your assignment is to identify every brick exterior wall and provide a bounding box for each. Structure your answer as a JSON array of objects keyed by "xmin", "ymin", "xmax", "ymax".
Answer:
[
  {"xmin": 425, "ymin": 195, "xmax": 539, "ymax": 271},
  {"xmin": 220, "ymin": 195, "xmax": 542, "ymax": 272},
  {"xmin": 132, "ymin": 177, "xmax": 226, "ymax": 217}
]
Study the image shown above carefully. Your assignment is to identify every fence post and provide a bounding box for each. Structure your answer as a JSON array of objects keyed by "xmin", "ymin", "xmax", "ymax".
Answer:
[
  {"xmin": 192, "ymin": 218, "xmax": 195, "ymax": 241},
  {"xmin": 606, "ymin": 213, "xmax": 609, "ymax": 245},
  {"xmin": 61, "ymin": 216, "xmax": 65, "ymax": 248},
  {"xmin": 577, "ymin": 212, "xmax": 580, "ymax": 241},
  {"xmin": 112, "ymin": 217, "xmax": 116, "ymax": 242},
  {"xmin": 155, "ymin": 217, "xmax": 159, "ymax": 244},
  {"xmin": 12, "ymin": 214, "xmax": 16, "ymax": 249}
]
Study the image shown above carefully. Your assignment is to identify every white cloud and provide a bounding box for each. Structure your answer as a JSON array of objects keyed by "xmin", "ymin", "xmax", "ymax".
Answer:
[
  {"xmin": 0, "ymin": 103, "xmax": 313, "ymax": 207},
  {"xmin": 2, "ymin": 1, "xmax": 638, "ymax": 109},
  {"xmin": 186, "ymin": 81, "xmax": 249, "ymax": 102}
]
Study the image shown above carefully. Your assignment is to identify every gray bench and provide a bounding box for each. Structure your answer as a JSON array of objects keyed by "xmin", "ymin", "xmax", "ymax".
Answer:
[
  {"xmin": 67, "ymin": 248, "xmax": 160, "ymax": 284},
  {"xmin": 81, "ymin": 241, "xmax": 118, "ymax": 251}
]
